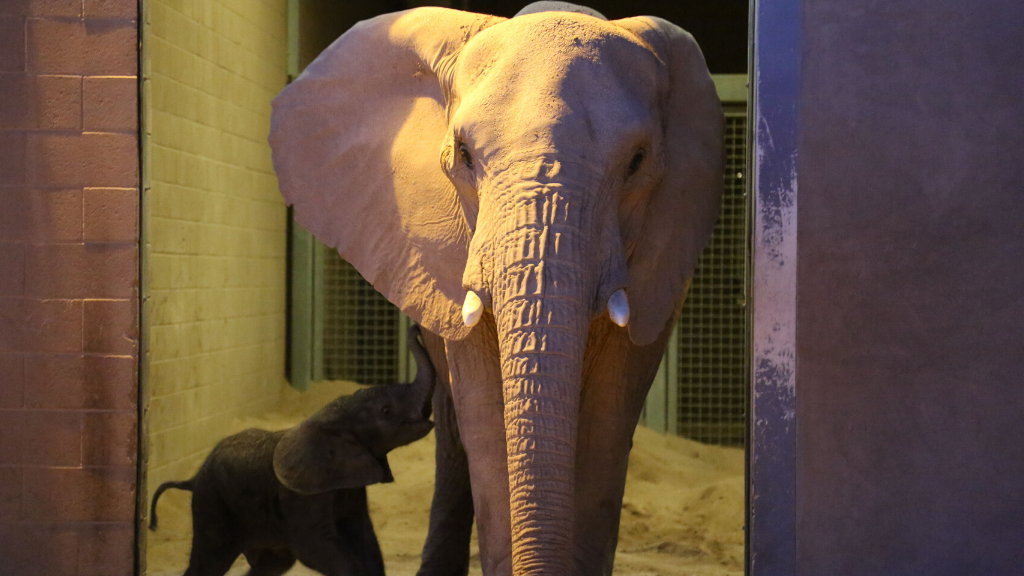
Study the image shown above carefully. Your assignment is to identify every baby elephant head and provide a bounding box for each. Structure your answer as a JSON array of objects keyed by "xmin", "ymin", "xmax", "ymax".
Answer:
[{"xmin": 273, "ymin": 325, "xmax": 437, "ymax": 495}]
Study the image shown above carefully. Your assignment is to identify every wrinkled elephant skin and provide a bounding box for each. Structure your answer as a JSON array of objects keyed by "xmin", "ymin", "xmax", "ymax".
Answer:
[{"xmin": 268, "ymin": 3, "xmax": 723, "ymax": 574}]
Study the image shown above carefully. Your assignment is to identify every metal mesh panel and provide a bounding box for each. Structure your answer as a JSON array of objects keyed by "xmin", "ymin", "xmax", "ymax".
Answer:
[
  {"xmin": 675, "ymin": 110, "xmax": 749, "ymax": 446},
  {"xmin": 320, "ymin": 247, "xmax": 400, "ymax": 385}
]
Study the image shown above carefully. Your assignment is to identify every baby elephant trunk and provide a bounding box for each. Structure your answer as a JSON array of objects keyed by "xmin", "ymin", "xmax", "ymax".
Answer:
[{"xmin": 406, "ymin": 324, "xmax": 437, "ymax": 419}]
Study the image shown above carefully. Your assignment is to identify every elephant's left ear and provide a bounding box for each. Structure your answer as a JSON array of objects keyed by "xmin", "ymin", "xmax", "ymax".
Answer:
[
  {"xmin": 269, "ymin": 8, "xmax": 505, "ymax": 341},
  {"xmin": 273, "ymin": 424, "xmax": 393, "ymax": 494},
  {"xmin": 613, "ymin": 16, "xmax": 725, "ymax": 346}
]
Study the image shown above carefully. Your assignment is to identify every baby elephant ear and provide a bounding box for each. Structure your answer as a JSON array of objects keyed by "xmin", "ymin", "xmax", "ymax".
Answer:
[
  {"xmin": 273, "ymin": 424, "xmax": 393, "ymax": 494},
  {"xmin": 269, "ymin": 8, "xmax": 504, "ymax": 341},
  {"xmin": 612, "ymin": 16, "xmax": 724, "ymax": 346}
]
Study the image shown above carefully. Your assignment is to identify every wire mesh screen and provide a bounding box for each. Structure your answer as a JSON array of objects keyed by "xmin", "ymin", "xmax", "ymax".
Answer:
[
  {"xmin": 320, "ymin": 247, "xmax": 400, "ymax": 385},
  {"xmin": 675, "ymin": 109, "xmax": 749, "ymax": 446}
]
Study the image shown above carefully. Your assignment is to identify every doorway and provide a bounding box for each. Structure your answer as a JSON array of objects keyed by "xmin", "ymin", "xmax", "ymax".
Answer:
[{"xmin": 139, "ymin": 1, "xmax": 750, "ymax": 574}]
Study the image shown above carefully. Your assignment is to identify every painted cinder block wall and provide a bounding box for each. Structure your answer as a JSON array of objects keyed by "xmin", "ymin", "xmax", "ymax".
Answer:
[
  {"xmin": 0, "ymin": 1, "xmax": 141, "ymax": 574},
  {"xmin": 141, "ymin": 0, "xmax": 290, "ymax": 504}
]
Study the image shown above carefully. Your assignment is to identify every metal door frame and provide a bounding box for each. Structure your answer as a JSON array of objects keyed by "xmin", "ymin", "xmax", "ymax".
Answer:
[{"xmin": 747, "ymin": 0, "xmax": 800, "ymax": 573}]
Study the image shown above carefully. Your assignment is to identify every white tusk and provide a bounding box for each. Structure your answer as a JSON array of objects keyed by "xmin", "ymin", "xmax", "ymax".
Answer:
[
  {"xmin": 607, "ymin": 289, "xmax": 630, "ymax": 327},
  {"xmin": 462, "ymin": 290, "xmax": 483, "ymax": 327}
]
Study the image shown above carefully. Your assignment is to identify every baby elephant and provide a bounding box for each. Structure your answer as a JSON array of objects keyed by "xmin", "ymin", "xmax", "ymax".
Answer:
[{"xmin": 150, "ymin": 325, "xmax": 437, "ymax": 576}]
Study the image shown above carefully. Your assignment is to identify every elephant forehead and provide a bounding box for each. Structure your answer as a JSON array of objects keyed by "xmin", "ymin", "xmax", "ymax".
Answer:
[
  {"xmin": 457, "ymin": 12, "xmax": 659, "ymax": 94},
  {"xmin": 453, "ymin": 15, "xmax": 660, "ymax": 157}
]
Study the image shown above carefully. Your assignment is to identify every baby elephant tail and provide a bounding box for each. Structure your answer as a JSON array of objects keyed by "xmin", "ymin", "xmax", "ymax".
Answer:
[{"xmin": 149, "ymin": 480, "xmax": 194, "ymax": 531}]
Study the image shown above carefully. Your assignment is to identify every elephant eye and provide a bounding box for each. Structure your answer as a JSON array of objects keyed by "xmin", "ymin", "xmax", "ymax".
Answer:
[
  {"xmin": 459, "ymin": 142, "xmax": 474, "ymax": 170},
  {"xmin": 380, "ymin": 405, "xmax": 391, "ymax": 417},
  {"xmin": 627, "ymin": 149, "xmax": 645, "ymax": 176}
]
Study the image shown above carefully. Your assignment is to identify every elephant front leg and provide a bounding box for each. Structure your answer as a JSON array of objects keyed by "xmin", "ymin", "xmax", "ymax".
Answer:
[
  {"xmin": 444, "ymin": 314, "xmax": 513, "ymax": 576},
  {"xmin": 335, "ymin": 489, "xmax": 385, "ymax": 576},
  {"xmin": 283, "ymin": 493, "xmax": 363, "ymax": 576},
  {"xmin": 418, "ymin": 331, "xmax": 476, "ymax": 576},
  {"xmin": 573, "ymin": 317, "xmax": 675, "ymax": 575}
]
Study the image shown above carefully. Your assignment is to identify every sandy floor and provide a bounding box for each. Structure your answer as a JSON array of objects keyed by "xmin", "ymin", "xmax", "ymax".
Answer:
[{"xmin": 147, "ymin": 384, "xmax": 744, "ymax": 576}]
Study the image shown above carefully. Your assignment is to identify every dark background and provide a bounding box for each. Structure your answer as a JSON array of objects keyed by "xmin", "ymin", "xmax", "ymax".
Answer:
[
  {"xmin": 298, "ymin": 0, "xmax": 747, "ymax": 73},
  {"xmin": 462, "ymin": 0, "xmax": 747, "ymax": 73}
]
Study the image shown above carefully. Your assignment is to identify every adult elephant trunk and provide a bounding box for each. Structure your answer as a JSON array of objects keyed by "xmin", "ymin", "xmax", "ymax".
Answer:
[
  {"xmin": 496, "ymin": 288, "xmax": 586, "ymax": 574},
  {"xmin": 467, "ymin": 158, "xmax": 625, "ymax": 574}
]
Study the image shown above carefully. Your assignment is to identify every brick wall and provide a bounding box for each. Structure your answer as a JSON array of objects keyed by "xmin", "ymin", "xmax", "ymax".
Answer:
[
  {"xmin": 142, "ymin": 0, "xmax": 289, "ymax": 511},
  {"xmin": 0, "ymin": 1, "xmax": 141, "ymax": 575}
]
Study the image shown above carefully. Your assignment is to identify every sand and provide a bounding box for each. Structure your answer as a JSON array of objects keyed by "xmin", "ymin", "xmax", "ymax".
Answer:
[{"xmin": 147, "ymin": 384, "xmax": 744, "ymax": 576}]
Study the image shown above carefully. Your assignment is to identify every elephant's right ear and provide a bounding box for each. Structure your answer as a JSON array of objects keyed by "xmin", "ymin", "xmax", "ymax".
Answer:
[
  {"xmin": 270, "ymin": 8, "xmax": 504, "ymax": 341},
  {"xmin": 612, "ymin": 16, "xmax": 724, "ymax": 346},
  {"xmin": 273, "ymin": 424, "xmax": 393, "ymax": 494}
]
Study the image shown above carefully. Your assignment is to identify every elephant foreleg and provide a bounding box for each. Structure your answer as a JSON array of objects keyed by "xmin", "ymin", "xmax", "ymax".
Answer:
[
  {"xmin": 443, "ymin": 314, "xmax": 513, "ymax": 576},
  {"xmin": 284, "ymin": 493, "xmax": 363, "ymax": 576},
  {"xmin": 573, "ymin": 317, "xmax": 676, "ymax": 576},
  {"xmin": 418, "ymin": 331, "xmax": 476, "ymax": 576}
]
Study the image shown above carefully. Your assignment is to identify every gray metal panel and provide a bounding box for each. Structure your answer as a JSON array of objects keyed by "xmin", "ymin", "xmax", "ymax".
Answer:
[
  {"xmin": 748, "ymin": 0, "xmax": 800, "ymax": 572},
  {"xmin": 286, "ymin": 0, "xmax": 312, "ymax": 392},
  {"xmin": 287, "ymin": 0, "xmax": 299, "ymax": 80},
  {"xmin": 311, "ymin": 232, "xmax": 325, "ymax": 380},
  {"xmin": 643, "ymin": 355, "xmax": 669, "ymax": 433},
  {"xmin": 398, "ymin": 313, "xmax": 419, "ymax": 385},
  {"xmin": 713, "ymin": 74, "xmax": 749, "ymax": 104},
  {"xmin": 288, "ymin": 216, "xmax": 314, "ymax": 391},
  {"xmin": 665, "ymin": 324, "xmax": 680, "ymax": 435},
  {"xmin": 797, "ymin": 0, "xmax": 1024, "ymax": 573}
]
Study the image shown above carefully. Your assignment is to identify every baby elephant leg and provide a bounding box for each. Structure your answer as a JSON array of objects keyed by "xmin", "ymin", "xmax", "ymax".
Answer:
[
  {"xmin": 284, "ymin": 493, "xmax": 367, "ymax": 576},
  {"xmin": 334, "ymin": 489, "xmax": 385, "ymax": 576},
  {"xmin": 184, "ymin": 489, "xmax": 242, "ymax": 576},
  {"xmin": 244, "ymin": 548, "xmax": 296, "ymax": 576},
  {"xmin": 290, "ymin": 537, "xmax": 362, "ymax": 576}
]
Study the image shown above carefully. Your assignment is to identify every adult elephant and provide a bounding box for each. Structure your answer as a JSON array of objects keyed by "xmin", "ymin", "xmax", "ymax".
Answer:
[{"xmin": 269, "ymin": 3, "xmax": 723, "ymax": 575}]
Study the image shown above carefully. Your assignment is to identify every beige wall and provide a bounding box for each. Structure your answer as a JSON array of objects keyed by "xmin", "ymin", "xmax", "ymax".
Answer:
[{"xmin": 142, "ymin": 0, "xmax": 290, "ymax": 498}]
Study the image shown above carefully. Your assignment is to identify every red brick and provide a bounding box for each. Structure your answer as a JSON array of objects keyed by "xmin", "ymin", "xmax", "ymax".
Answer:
[
  {"xmin": 84, "ymin": 298, "xmax": 138, "ymax": 354},
  {"xmin": 0, "ymin": 16, "xmax": 25, "ymax": 72},
  {"xmin": 0, "ymin": 131, "xmax": 26, "ymax": 186},
  {"xmin": 25, "ymin": 354, "xmax": 136, "ymax": 410},
  {"xmin": 0, "ymin": 297, "xmax": 82, "ymax": 353},
  {"xmin": 0, "ymin": 353, "xmax": 25, "ymax": 408},
  {"xmin": 78, "ymin": 523, "xmax": 134, "ymax": 576},
  {"xmin": 0, "ymin": 409, "xmax": 82, "ymax": 466},
  {"xmin": 0, "ymin": 466, "xmax": 21, "ymax": 520},
  {"xmin": 83, "ymin": 187, "xmax": 139, "ymax": 242},
  {"xmin": 22, "ymin": 465, "xmax": 135, "ymax": 522},
  {"xmin": 84, "ymin": 0, "xmax": 137, "ymax": 20},
  {"xmin": 0, "ymin": 73, "xmax": 81, "ymax": 130},
  {"xmin": 83, "ymin": 76, "xmax": 136, "ymax": 131},
  {"xmin": 1, "ymin": 0, "xmax": 82, "ymax": 17},
  {"xmin": 26, "ymin": 131, "xmax": 139, "ymax": 188},
  {"xmin": 0, "ymin": 188, "xmax": 82, "ymax": 242},
  {"xmin": 0, "ymin": 523, "xmax": 79, "ymax": 576},
  {"xmin": 0, "ymin": 243, "xmax": 25, "ymax": 296},
  {"xmin": 25, "ymin": 243, "xmax": 137, "ymax": 299},
  {"xmin": 82, "ymin": 410, "xmax": 136, "ymax": 466},
  {"xmin": 27, "ymin": 18, "xmax": 136, "ymax": 76},
  {"xmin": 0, "ymin": 412, "xmax": 23, "ymax": 464}
]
